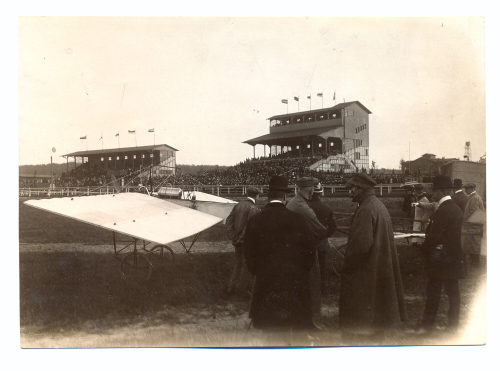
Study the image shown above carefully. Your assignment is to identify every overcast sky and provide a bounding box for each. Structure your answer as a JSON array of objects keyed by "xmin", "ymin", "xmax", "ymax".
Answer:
[{"xmin": 18, "ymin": 16, "xmax": 485, "ymax": 169}]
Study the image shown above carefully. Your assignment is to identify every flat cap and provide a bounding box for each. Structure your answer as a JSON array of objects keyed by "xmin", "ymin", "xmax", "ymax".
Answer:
[
  {"xmin": 296, "ymin": 176, "xmax": 316, "ymax": 188},
  {"xmin": 246, "ymin": 186, "xmax": 261, "ymax": 197},
  {"xmin": 346, "ymin": 173, "xmax": 377, "ymax": 189},
  {"xmin": 464, "ymin": 183, "xmax": 476, "ymax": 189}
]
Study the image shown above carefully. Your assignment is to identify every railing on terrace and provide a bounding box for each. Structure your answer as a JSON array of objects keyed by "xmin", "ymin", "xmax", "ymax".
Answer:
[{"xmin": 19, "ymin": 183, "xmax": 412, "ymax": 199}]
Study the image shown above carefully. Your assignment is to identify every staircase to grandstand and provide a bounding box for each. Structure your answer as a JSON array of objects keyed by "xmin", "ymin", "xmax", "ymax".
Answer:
[{"xmin": 309, "ymin": 153, "xmax": 358, "ymax": 173}]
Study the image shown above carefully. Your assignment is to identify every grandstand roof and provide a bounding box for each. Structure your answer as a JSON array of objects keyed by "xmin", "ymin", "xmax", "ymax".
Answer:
[
  {"xmin": 63, "ymin": 144, "xmax": 178, "ymax": 158},
  {"xmin": 268, "ymin": 101, "xmax": 371, "ymax": 120},
  {"xmin": 244, "ymin": 127, "xmax": 338, "ymax": 145}
]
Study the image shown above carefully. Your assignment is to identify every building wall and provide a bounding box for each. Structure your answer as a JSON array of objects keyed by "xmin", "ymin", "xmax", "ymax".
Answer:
[
  {"xmin": 343, "ymin": 104, "xmax": 370, "ymax": 169},
  {"xmin": 441, "ymin": 161, "xmax": 486, "ymax": 201}
]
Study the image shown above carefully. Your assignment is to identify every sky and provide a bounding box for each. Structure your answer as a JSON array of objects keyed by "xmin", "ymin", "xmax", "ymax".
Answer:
[{"xmin": 18, "ymin": 17, "xmax": 485, "ymax": 169}]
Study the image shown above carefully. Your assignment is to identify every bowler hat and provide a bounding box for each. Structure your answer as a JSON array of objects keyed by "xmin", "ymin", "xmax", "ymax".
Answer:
[
  {"xmin": 453, "ymin": 178, "xmax": 463, "ymax": 188},
  {"xmin": 464, "ymin": 183, "xmax": 476, "ymax": 189},
  {"xmin": 296, "ymin": 177, "xmax": 316, "ymax": 188},
  {"xmin": 432, "ymin": 175, "xmax": 453, "ymax": 189},
  {"xmin": 268, "ymin": 175, "xmax": 292, "ymax": 192},
  {"xmin": 246, "ymin": 186, "xmax": 261, "ymax": 197},
  {"xmin": 346, "ymin": 173, "xmax": 377, "ymax": 189}
]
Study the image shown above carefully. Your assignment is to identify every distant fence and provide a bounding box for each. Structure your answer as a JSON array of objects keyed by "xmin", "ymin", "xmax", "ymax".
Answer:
[{"xmin": 19, "ymin": 183, "xmax": 409, "ymax": 199}]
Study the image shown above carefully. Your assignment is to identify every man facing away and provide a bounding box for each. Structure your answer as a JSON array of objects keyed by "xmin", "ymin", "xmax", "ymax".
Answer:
[
  {"xmin": 243, "ymin": 176, "xmax": 316, "ymax": 330},
  {"xmin": 462, "ymin": 183, "xmax": 485, "ymax": 268},
  {"xmin": 308, "ymin": 180, "xmax": 337, "ymax": 294},
  {"xmin": 225, "ymin": 186, "xmax": 261, "ymax": 295},
  {"xmin": 286, "ymin": 176, "xmax": 328, "ymax": 325},
  {"xmin": 340, "ymin": 173, "xmax": 407, "ymax": 341},
  {"xmin": 417, "ymin": 175, "xmax": 465, "ymax": 333},
  {"xmin": 452, "ymin": 178, "xmax": 468, "ymax": 212}
]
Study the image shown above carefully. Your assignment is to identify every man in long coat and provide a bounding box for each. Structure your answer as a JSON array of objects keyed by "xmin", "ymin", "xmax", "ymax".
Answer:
[
  {"xmin": 286, "ymin": 176, "xmax": 327, "ymax": 322},
  {"xmin": 243, "ymin": 176, "xmax": 315, "ymax": 330},
  {"xmin": 340, "ymin": 173, "xmax": 407, "ymax": 340},
  {"xmin": 452, "ymin": 178, "xmax": 468, "ymax": 212},
  {"xmin": 225, "ymin": 186, "xmax": 261, "ymax": 295},
  {"xmin": 419, "ymin": 175, "xmax": 465, "ymax": 332},
  {"xmin": 462, "ymin": 183, "xmax": 485, "ymax": 268},
  {"xmin": 309, "ymin": 180, "xmax": 337, "ymax": 293}
]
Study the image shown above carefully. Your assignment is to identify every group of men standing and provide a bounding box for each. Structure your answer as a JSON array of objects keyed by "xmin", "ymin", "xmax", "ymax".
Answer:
[{"xmin": 225, "ymin": 172, "xmax": 484, "ymax": 340}]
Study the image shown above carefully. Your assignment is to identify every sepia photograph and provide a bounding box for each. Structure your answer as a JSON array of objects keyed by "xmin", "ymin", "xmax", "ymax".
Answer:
[{"xmin": 14, "ymin": 12, "xmax": 491, "ymax": 358}]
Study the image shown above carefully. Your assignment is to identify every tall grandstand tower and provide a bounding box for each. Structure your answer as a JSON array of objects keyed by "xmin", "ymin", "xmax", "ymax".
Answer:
[
  {"xmin": 244, "ymin": 101, "xmax": 371, "ymax": 173},
  {"xmin": 62, "ymin": 144, "xmax": 178, "ymax": 178}
]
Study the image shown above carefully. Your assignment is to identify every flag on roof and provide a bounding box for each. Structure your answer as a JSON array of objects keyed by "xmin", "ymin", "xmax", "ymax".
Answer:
[
  {"xmin": 281, "ymin": 99, "xmax": 288, "ymax": 104},
  {"xmin": 128, "ymin": 130, "xmax": 135, "ymax": 134},
  {"xmin": 148, "ymin": 128, "xmax": 155, "ymax": 133},
  {"xmin": 307, "ymin": 95, "xmax": 311, "ymax": 99},
  {"xmin": 80, "ymin": 136, "xmax": 86, "ymax": 140},
  {"xmin": 115, "ymin": 132, "xmax": 119, "ymax": 137},
  {"xmin": 317, "ymin": 93, "xmax": 323, "ymax": 97},
  {"xmin": 294, "ymin": 96, "xmax": 299, "ymax": 101}
]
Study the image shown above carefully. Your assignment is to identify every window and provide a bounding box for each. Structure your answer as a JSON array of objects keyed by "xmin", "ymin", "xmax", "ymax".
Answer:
[
  {"xmin": 108, "ymin": 157, "xmax": 112, "ymax": 161},
  {"xmin": 307, "ymin": 144, "xmax": 311, "ymax": 149},
  {"xmin": 124, "ymin": 156, "xmax": 128, "ymax": 160},
  {"xmin": 116, "ymin": 156, "xmax": 120, "ymax": 160},
  {"xmin": 142, "ymin": 154, "xmax": 145, "ymax": 159},
  {"xmin": 133, "ymin": 155, "xmax": 137, "ymax": 159},
  {"xmin": 355, "ymin": 152, "xmax": 360, "ymax": 160},
  {"xmin": 318, "ymin": 143, "xmax": 322, "ymax": 148},
  {"xmin": 150, "ymin": 154, "xmax": 154, "ymax": 158},
  {"xmin": 101, "ymin": 157, "xmax": 104, "ymax": 162},
  {"xmin": 330, "ymin": 142, "xmax": 334, "ymax": 146},
  {"xmin": 296, "ymin": 145, "xmax": 300, "ymax": 149}
]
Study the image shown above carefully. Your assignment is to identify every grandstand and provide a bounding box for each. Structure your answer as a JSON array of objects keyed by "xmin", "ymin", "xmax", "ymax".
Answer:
[{"xmin": 244, "ymin": 101, "xmax": 371, "ymax": 173}]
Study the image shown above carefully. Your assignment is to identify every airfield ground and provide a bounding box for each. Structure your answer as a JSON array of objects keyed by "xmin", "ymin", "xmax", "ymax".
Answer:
[{"xmin": 18, "ymin": 198, "xmax": 487, "ymax": 348}]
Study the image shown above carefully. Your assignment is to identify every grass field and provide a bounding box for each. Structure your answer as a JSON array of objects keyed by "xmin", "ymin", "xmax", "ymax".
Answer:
[{"xmin": 18, "ymin": 197, "xmax": 487, "ymax": 347}]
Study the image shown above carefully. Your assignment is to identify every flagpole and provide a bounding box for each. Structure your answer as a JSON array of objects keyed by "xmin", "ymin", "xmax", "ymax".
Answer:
[
  {"xmin": 309, "ymin": 94, "xmax": 311, "ymax": 110},
  {"xmin": 135, "ymin": 132, "xmax": 137, "ymax": 147}
]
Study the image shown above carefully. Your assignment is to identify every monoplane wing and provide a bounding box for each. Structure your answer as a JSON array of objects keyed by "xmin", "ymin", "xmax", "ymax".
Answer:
[
  {"xmin": 393, "ymin": 232, "xmax": 426, "ymax": 240},
  {"xmin": 24, "ymin": 193, "xmax": 222, "ymax": 245},
  {"xmin": 181, "ymin": 191, "xmax": 237, "ymax": 204}
]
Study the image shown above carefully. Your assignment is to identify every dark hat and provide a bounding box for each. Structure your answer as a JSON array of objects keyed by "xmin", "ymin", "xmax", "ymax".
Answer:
[
  {"xmin": 296, "ymin": 177, "xmax": 316, "ymax": 188},
  {"xmin": 453, "ymin": 178, "xmax": 463, "ymax": 188},
  {"xmin": 246, "ymin": 186, "xmax": 260, "ymax": 197},
  {"xmin": 414, "ymin": 183, "xmax": 424, "ymax": 191},
  {"xmin": 313, "ymin": 179, "xmax": 323, "ymax": 193},
  {"xmin": 346, "ymin": 173, "xmax": 377, "ymax": 189},
  {"xmin": 464, "ymin": 182, "xmax": 476, "ymax": 189},
  {"xmin": 432, "ymin": 175, "xmax": 453, "ymax": 190},
  {"xmin": 268, "ymin": 175, "xmax": 292, "ymax": 192}
]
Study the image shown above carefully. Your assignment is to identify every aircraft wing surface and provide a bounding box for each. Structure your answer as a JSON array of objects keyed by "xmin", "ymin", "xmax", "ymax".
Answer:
[
  {"xmin": 393, "ymin": 232, "xmax": 426, "ymax": 240},
  {"xmin": 24, "ymin": 193, "xmax": 222, "ymax": 245},
  {"xmin": 181, "ymin": 191, "xmax": 237, "ymax": 204}
]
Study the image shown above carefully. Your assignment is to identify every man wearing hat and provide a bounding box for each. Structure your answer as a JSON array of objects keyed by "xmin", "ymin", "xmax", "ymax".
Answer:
[
  {"xmin": 243, "ymin": 176, "xmax": 316, "ymax": 330},
  {"xmin": 225, "ymin": 186, "xmax": 261, "ymax": 295},
  {"xmin": 452, "ymin": 178, "xmax": 468, "ymax": 212},
  {"xmin": 413, "ymin": 183, "xmax": 433, "ymax": 235},
  {"xmin": 287, "ymin": 176, "xmax": 328, "ymax": 324},
  {"xmin": 463, "ymin": 183, "xmax": 485, "ymax": 268},
  {"xmin": 340, "ymin": 173, "xmax": 407, "ymax": 341},
  {"xmin": 418, "ymin": 175, "xmax": 465, "ymax": 333},
  {"xmin": 309, "ymin": 180, "xmax": 337, "ymax": 294}
]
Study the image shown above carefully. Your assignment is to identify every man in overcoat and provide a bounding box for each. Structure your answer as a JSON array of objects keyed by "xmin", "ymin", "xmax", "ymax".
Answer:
[
  {"xmin": 340, "ymin": 173, "xmax": 407, "ymax": 340},
  {"xmin": 243, "ymin": 176, "xmax": 315, "ymax": 330},
  {"xmin": 462, "ymin": 183, "xmax": 485, "ymax": 268},
  {"xmin": 418, "ymin": 175, "xmax": 465, "ymax": 332},
  {"xmin": 309, "ymin": 180, "xmax": 337, "ymax": 293},
  {"xmin": 225, "ymin": 186, "xmax": 261, "ymax": 295},
  {"xmin": 287, "ymin": 176, "xmax": 327, "ymax": 322},
  {"xmin": 452, "ymin": 178, "xmax": 468, "ymax": 212}
]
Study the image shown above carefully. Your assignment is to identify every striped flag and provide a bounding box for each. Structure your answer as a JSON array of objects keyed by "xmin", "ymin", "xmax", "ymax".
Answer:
[
  {"xmin": 99, "ymin": 135, "xmax": 103, "ymax": 140},
  {"xmin": 115, "ymin": 132, "xmax": 119, "ymax": 137},
  {"xmin": 317, "ymin": 93, "xmax": 323, "ymax": 97},
  {"xmin": 80, "ymin": 136, "xmax": 86, "ymax": 140},
  {"xmin": 128, "ymin": 130, "xmax": 135, "ymax": 134},
  {"xmin": 294, "ymin": 96, "xmax": 299, "ymax": 101},
  {"xmin": 148, "ymin": 128, "xmax": 155, "ymax": 133},
  {"xmin": 281, "ymin": 99, "xmax": 288, "ymax": 104},
  {"xmin": 307, "ymin": 95, "xmax": 311, "ymax": 99}
]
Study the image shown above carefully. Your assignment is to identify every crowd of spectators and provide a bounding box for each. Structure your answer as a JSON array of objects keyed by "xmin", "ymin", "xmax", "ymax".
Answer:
[{"xmin": 45, "ymin": 155, "xmax": 405, "ymax": 189}]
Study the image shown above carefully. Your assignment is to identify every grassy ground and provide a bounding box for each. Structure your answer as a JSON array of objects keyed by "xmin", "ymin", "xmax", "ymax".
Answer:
[{"xmin": 18, "ymin": 197, "xmax": 487, "ymax": 347}]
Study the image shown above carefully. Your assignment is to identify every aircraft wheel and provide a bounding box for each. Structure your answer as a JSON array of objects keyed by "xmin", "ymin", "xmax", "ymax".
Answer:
[
  {"xmin": 121, "ymin": 252, "xmax": 153, "ymax": 282},
  {"xmin": 150, "ymin": 244, "xmax": 175, "ymax": 262}
]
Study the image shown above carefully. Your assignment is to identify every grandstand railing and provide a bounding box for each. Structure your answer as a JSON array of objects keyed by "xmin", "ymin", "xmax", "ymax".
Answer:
[{"xmin": 19, "ymin": 183, "xmax": 409, "ymax": 199}]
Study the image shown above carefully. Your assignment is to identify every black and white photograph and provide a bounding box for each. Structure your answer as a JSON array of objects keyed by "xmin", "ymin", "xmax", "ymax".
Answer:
[{"xmin": 10, "ymin": 9, "xmax": 496, "ymax": 365}]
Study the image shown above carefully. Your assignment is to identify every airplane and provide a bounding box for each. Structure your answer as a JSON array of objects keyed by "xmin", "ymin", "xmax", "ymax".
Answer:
[{"xmin": 24, "ymin": 191, "xmax": 236, "ymax": 282}]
